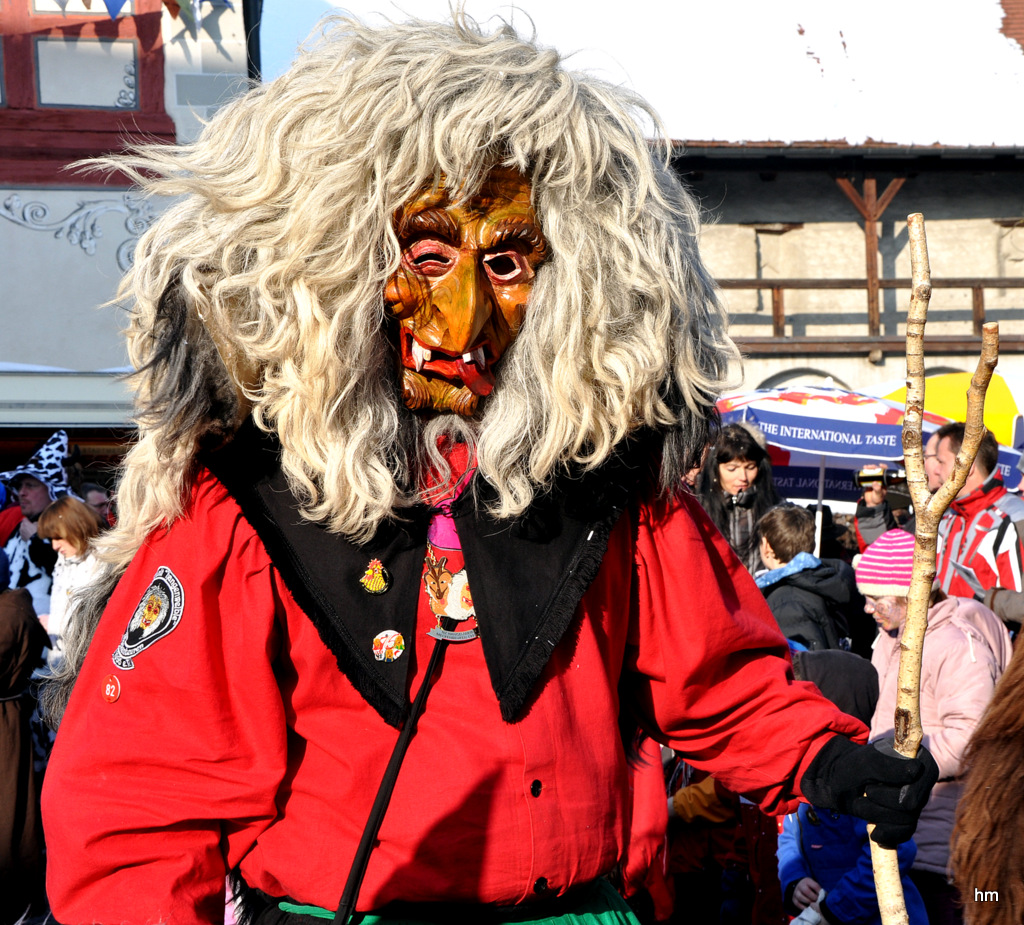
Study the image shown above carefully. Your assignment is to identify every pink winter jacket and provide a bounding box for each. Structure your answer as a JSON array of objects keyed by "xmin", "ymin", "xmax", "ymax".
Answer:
[{"xmin": 869, "ymin": 597, "xmax": 1012, "ymax": 874}]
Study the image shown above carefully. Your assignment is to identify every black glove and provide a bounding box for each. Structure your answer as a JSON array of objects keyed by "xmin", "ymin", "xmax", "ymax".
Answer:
[{"xmin": 800, "ymin": 735, "xmax": 939, "ymax": 848}]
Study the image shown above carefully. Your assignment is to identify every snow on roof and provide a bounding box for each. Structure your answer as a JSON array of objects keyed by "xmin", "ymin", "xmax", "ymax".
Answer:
[{"xmin": 264, "ymin": 0, "xmax": 1024, "ymax": 148}]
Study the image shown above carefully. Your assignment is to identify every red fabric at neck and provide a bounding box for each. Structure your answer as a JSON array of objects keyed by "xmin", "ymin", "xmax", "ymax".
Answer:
[{"xmin": 421, "ymin": 437, "xmax": 475, "ymax": 504}]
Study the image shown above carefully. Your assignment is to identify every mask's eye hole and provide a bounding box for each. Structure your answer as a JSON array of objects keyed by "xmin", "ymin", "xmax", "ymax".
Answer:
[
  {"xmin": 483, "ymin": 250, "xmax": 531, "ymax": 284},
  {"xmin": 404, "ymin": 238, "xmax": 457, "ymax": 277}
]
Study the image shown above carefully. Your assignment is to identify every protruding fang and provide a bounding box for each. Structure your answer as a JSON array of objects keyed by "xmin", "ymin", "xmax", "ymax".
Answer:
[
  {"xmin": 472, "ymin": 346, "xmax": 486, "ymax": 367},
  {"xmin": 412, "ymin": 340, "xmax": 431, "ymax": 372}
]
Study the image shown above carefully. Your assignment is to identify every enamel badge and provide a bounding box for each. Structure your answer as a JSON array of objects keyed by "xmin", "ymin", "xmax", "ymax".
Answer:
[
  {"xmin": 360, "ymin": 558, "xmax": 391, "ymax": 594},
  {"xmin": 102, "ymin": 674, "xmax": 121, "ymax": 703},
  {"xmin": 372, "ymin": 630, "xmax": 405, "ymax": 662},
  {"xmin": 112, "ymin": 566, "xmax": 184, "ymax": 670}
]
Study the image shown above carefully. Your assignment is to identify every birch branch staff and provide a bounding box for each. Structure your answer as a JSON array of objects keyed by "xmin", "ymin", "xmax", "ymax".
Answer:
[{"xmin": 869, "ymin": 212, "xmax": 999, "ymax": 925}]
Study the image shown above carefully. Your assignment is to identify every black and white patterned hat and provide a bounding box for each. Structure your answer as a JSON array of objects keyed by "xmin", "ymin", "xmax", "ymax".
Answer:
[{"xmin": 0, "ymin": 429, "xmax": 72, "ymax": 501}]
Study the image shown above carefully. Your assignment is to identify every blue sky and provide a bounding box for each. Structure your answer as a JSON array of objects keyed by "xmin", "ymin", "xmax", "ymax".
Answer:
[{"xmin": 260, "ymin": 0, "xmax": 339, "ymax": 80}]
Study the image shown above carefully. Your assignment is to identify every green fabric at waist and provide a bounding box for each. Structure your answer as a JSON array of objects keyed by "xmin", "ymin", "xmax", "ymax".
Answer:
[{"xmin": 279, "ymin": 880, "xmax": 640, "ymax": 925}]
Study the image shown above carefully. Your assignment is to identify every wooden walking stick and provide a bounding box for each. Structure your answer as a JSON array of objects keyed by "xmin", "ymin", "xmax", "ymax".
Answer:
[{"xmin": 869, "ymin": 212, "xmax": 1000, "ymax": 924}]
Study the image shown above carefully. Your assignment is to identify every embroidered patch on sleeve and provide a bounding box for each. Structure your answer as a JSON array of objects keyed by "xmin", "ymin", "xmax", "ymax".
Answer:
[{"xmin": 112, "ymin": 566, "xmax": 185, "ymax": 670}]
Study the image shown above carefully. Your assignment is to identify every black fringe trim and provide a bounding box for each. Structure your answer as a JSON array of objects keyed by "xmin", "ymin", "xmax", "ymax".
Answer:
[
  {"xmin": 243, "ymin": 488, "xmax": 411, "ymax": 730},
  {"xmin": 495, "ymin": 476, "xmax": 633, "ymax": 722},
  {"xmin": 204, "ymin": 426, "xmax": 413, "ymax": 729}
]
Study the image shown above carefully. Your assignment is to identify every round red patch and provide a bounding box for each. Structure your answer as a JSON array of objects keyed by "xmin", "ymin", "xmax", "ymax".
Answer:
[{"xmin": 102, "ymin": 674, "xmax": 121, "ymax": 703}]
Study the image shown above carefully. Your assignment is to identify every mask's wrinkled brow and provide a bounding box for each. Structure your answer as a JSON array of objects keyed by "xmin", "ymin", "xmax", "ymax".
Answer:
[
  {"xmin": 489, "ymin": 218, "xmax": 548, "ymax": 259},
  {"xmin": 397, "ymin": 208, "xmax": 459, "ymax": 242},
  {"xmin": 397, "ymin": 208, "xmax": 547, "ymax": 263}
]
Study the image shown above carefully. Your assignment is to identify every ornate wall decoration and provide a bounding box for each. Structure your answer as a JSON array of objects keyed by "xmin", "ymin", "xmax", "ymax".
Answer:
[
  {"xmin": 0, "ymin": 191, "xmax": 155, "ymax": 270},
  {"xmin": 116, "ymin": 62, "xmax": 138, "ymax": 108}
]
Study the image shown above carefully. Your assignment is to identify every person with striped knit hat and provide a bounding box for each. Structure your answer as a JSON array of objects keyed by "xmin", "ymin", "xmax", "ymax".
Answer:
[{"xmin": 857, "ymin": 529, "xmax": 1012, "ymax": 925}]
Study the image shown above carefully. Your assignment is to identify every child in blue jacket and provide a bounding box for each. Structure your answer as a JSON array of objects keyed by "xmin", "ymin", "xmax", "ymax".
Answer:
[{"xmin": 777, "ymin": 649, "xmax": 928, "ymax": 925}]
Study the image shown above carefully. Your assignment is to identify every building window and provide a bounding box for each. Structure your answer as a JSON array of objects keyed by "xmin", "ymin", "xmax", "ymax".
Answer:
[{"xmin": 0, "ymin": 0, "xmax": 174, "ymax": 185}]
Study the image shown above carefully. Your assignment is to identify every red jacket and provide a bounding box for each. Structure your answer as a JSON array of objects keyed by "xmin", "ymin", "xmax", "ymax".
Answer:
[
  {"xmin": 43, "ymin": 468, "xmax": 863, "ymax": 923},
  {"xmin": 935, "ymin": 477, "xmax": 1024, "ymax": 599},
  {"xmin": 0, "ymin": 505, "xmax": 22, "ymax": 547}
]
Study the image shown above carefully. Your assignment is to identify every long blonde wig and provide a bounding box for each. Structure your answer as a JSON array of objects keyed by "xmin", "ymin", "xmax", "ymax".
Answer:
[
  {"xmin": 46, "ymin": 14, "xmax": 745, "ymax": 704},
  {"xmin": 44, "ymin": 14, "xmax": 738, "ymax": 723},
  {"xmin": 102, "ymin": 11, "xmax": 736, "ymax": 552}
]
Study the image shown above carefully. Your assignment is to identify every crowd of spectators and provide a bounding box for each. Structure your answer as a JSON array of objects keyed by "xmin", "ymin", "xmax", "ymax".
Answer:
[
  {"xmin": 649, "ymin": 417, "xmax": 1022, "ymax": 925},
  {"xmin": 0, "ymin": 430, "xmax": 115, "ymax": 923}
]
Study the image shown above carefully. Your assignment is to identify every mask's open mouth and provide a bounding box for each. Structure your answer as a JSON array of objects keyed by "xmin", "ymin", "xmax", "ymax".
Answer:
[{"xmin": 400, "ymin": 332, "xmax": 496, "ymax": 396}]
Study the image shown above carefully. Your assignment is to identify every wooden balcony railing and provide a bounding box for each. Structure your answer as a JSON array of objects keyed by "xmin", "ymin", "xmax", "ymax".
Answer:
[{"xmin": 718, "ymin": 277, "xmax": 1024, "ymax": 355}]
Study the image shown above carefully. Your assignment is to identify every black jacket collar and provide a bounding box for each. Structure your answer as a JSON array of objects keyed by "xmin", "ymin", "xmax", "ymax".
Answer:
[{"xmin": 204, "ymin": 423, "xmax": 642, "ymax": 728}]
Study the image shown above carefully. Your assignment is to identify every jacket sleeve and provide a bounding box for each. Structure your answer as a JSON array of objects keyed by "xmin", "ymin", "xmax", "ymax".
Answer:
[
  {"xmin": 775, "ymin": 812, "xmax": 811, "ymax": 898},
  {"xmin": 823, "ymin": 819, "xmax": 916, "ymax": 925},
  {"xmin": 919, "ymin": 636, "xmax": 999, "ymax": 778},
  {"xmin": 854, "ymin": 499, "xmax": 896, "ymax": 552},
  {"xmin": 994, "ymin": 518, "xmax": 1024, "ymax": 592},
  {"xmin": 985, "ymin": 586, "xmax": 1024, "ymax": 624},
  {"xmin": 670, "ymin": 773, "xmax": 737, "ymax": 824},
  {"xmin": 42, "ymin": 472, "xmax": 288, "ymax": 925},
  {"xmin": 965, "ymin": 511, "xmax": 1024, "ymax": 597},
  {"xmin": 623, "ymin": 493, "xmax": 866, "ymax": 816}
]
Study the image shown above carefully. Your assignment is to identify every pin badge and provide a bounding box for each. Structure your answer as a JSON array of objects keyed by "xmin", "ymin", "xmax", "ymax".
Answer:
[
  {"xmin": 102, "ymin": 674, "xmax": 121, "ymax": 703},
  {"xmin": 360, "ymin": 558, "xmax": 391, "ymax": 594},
  {"xmin": 372, "ymin": 630, "xmax": 405, "ymax": 662}
]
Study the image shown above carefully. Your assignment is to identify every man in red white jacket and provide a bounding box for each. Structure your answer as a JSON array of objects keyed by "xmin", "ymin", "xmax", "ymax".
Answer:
[{"xmin": 930, "ymin": 422, "xmax": 1024, "ymax": 603}]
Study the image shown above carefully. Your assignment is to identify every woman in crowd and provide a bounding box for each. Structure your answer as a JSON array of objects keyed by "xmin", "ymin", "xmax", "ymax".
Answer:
[
  {"xmin": 36, "ymin": 496, "xmax": 105, "ymax": 660},
  {"xmin": 696, "ymin": 423, "xmax": 780, "ymax": 572}
]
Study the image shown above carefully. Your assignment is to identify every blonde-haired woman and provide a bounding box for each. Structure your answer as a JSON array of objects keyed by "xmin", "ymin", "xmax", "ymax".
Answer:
[{"xmin": 37, "ymin": 495, "xmax": 105, "ymax": 660}]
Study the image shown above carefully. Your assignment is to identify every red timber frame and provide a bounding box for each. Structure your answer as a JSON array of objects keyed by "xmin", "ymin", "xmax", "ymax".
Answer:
[{"xmin": 0, "ymin": 0, "xmax": 176, "ymax": 186}]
